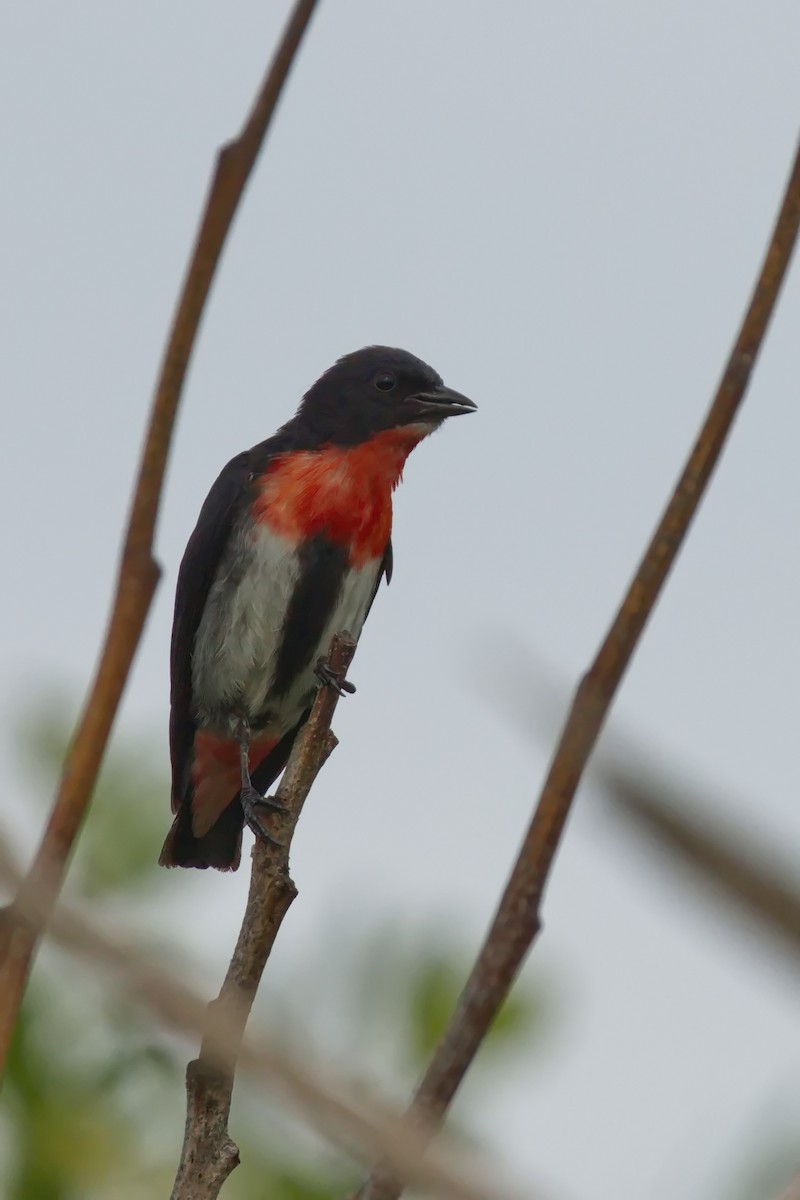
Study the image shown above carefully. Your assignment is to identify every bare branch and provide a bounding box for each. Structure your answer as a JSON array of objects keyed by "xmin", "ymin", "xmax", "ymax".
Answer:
[
  {"xmin": 0, "ymin": 0, "xmax": 321, "ymax": 1076},
  {"xmin": 0, "ymin": 832, "xmax": 516, "ymax": 1200},
  {"xmin": 171, "ymin": 633, "xmax": 355, "ymax": 1199},
  {"xmin": 359, "ymin": 134, "xmax": 800, "ymax": 1200},
  {"xmin": 476, "ymin": 645, "xmax": 800, "ymax": 957}
]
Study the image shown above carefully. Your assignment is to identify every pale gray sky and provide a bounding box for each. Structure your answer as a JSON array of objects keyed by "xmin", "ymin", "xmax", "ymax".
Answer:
[{"xmin": 2, "ymin": 3, "xmax": 800, "ymax": 1197}]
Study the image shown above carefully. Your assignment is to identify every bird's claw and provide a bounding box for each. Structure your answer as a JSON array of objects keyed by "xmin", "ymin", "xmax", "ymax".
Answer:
[
  {"xmin": 240, "ymin": 785, "xmax": 286, "ymax": 848},
  {"xmin": 315, "ymin": 656, "xmax": 356, "ymax": 696}
]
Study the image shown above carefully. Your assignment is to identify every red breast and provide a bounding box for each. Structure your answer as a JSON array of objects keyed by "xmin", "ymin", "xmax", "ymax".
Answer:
[{"xmin": 251, "ymin": 426, "xmax": 427, "ymax": 567}]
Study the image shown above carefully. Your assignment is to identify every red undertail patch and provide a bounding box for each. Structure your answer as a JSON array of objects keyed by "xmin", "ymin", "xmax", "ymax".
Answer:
[{"xmin": 190, "ymin": 730, "xmax": 277, "ymax": 838}]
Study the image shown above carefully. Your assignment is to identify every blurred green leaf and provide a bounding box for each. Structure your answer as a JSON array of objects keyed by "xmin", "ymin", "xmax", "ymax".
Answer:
[
  {"xmin": 4, "ymin": 699, "xmax": 549, "ymax": 1200},
  {"xmin": 74, "ymin": 746, "xmax": 168, "ymax": 897},
  {"xmin": 232, "ymin": 1156, "xmax": 356, "ymax": 1200},
  {"xmin": 4, "ymin": 979, "xmax": 149, "ymax": 1200},
  {"xmin": 405, "ymin": 945, "xmax": 545, "ymax": 1065},
  {"xmin": 18, "ymin": 699, "xmax": 169, "ymax": 896}
]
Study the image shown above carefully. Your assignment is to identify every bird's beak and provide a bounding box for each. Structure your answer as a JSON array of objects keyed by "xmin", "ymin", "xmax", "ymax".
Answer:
[{"xmin": 411, "ymin": 384, "xmax": 478, "ymax": 419}]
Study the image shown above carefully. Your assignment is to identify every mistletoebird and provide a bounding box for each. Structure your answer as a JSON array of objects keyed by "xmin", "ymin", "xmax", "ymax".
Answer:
[{"xmin": 161, "ymin": 346, "xmax": 476, "ymax": 870}]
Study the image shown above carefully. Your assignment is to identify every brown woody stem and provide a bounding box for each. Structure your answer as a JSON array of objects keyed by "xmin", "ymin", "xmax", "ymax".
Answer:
[
  {"xmin": 359, "ymin": 133, "xmax": 800, "ymax": 1200},
  {"xmin": 0, "ymin": 0, "xmax": 321, "ymax": 1079}
]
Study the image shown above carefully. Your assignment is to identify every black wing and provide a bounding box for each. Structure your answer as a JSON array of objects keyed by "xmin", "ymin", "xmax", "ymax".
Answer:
[
  {"xmin": 366, "ymin": 537, "xmax": 393, "ymax": 620},
  {"xmin": 168, "ymin": 449, "xmax": 254, "ymax": 811}
]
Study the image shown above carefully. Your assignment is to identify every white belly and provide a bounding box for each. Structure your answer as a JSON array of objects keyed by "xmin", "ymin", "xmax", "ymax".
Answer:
[{"xmin": 192, "ymin": 523, "xmax": 380, "ymax": 731}]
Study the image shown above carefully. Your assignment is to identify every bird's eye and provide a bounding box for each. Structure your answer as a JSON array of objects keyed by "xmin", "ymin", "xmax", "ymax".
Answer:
[{"xmin": 374, "ymin": 373, "xmax": 397, "ymax": 393}]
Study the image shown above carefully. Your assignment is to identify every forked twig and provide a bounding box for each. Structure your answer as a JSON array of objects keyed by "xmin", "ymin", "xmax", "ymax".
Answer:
[
  {"xmin": 359, "ymin": 134, "xmax": 800, "ymax": 1200},
  {"xmin": 0, "ymin": 0, "xmax": 321, "ymax": 1075},
  {"xmin": 0, "ymin": 831, "xmax": 515, "ymax": 1200},
  {"xmin": 171, "ymin": 634, "xmax": 355, "ymax": 1199}
]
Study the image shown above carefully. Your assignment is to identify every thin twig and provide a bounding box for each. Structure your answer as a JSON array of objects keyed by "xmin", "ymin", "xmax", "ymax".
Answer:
[
  {"xmin": 0, "ymin": 0, "xmax": 321, "ymax": 1076},
  {"xmin": 171, "ymin": 633, "xmax": 355, "ymax": 1199},
  {"xmin": 0, "ymin": 832, "xmax": 513, "ymax": 1200},
  {"xmin": 359, "ymin": 134, "xmax": 800, "ymax": 1200}
]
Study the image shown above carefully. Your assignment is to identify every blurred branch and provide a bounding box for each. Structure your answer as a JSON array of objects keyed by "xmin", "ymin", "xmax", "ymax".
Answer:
[
  {"xmin": 171, "ymin": 633, "xmax": 354, "ymax": 1199},
  {"xmin": 479, "ymin": 638, "xmax": 800, "ymax": 960},
  {"xmin": 0, "ymin": 829, "xmax": 511, "ymax": 1200},
  {"xmin": 605, "ymin": 768, "xmax": 800, "ymax": 957},
  {"xmin": 0, "ymin": 0, "xmax": 320, "ymax": 1077},
  {"xmin": 359, "ymin": 134, "xmax": 800, "ymax": 1200}
]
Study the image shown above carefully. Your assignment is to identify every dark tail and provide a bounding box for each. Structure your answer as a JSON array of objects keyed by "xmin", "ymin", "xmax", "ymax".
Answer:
[{"xmin": 159, "ymin": 796, "xmax": 244, "ymax": 871}]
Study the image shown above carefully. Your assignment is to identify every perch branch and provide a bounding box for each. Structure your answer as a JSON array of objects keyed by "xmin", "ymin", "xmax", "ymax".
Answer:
[
  {"xmin": 170, "ymin": 633, "xmax": 356, "ymax": 1199},
  {"xmin": 0, "ymin": 0, "xmax": 320, "ymax": 1076},
  {"xmin": 360, "ymin": 133, "xmax": 800, "ymax": 1200},
  {"xmin": 0, "ymin": 834, "xmax": 513, "ymax": 1200}
]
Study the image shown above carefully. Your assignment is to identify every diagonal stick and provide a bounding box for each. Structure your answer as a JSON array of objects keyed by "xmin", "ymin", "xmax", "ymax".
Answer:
[
  {"xmin": 360, "ymin": 133, "xmax": 800, "ymax": 1200},
  {"xmin": 0, "ymin": 0, "xmax": 321, "ymax": 1076}
]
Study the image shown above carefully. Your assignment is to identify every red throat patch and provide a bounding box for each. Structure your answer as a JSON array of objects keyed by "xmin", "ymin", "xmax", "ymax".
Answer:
[{"xmin": 252, "ymin": 426, "xmax": 428, "ymax": 566}]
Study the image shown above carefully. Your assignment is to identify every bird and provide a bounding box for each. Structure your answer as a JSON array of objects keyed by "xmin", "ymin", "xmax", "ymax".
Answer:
[{"xmin": 160, "ymin": 345, "xmax": 476, "ymax": 870}]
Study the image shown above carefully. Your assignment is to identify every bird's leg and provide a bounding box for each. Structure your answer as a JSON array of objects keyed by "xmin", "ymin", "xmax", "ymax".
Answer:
[
  {"xmin": 315, "ymin": 655, "xmax": 356, "ymax": 697},
  {"xmin": 234, "ymin": 717, "xmax": 286, "ymax": 846}
]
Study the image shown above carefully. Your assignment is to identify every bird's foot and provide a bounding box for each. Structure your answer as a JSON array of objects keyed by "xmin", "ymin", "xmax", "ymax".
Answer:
[
  {"xmin": 315, "ymin": 656, "xmax": 356, "ymax": 696},
  {"xmin": 240, "ymin": 785, "xmax": 286, "ymax": 847}
]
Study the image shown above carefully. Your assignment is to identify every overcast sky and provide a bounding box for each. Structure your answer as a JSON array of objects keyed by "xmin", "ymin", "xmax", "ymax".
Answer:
[{"xmin": 2, "ymin": 3, "xmax": 800, "ymax": 1198}]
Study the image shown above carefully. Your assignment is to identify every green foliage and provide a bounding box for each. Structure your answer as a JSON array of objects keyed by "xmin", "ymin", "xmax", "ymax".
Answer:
[
  {"xmin": 405, "ymin": 947, "xmax": 539, "ymax": 1064},
  {"xmin": 5, "ymin": 981, "xmax": 182, "ymax": 1200},
  {"xmin": 721, "ymin": 1114, "xmax": 800, "ymax": 1200},
  {"xmin": 18, "ymin": 698, "xmax": 170, "ymax": 898},
  {"xmin": 2, "ymin": 706, "xmax": 546, "ymax": 1199}
]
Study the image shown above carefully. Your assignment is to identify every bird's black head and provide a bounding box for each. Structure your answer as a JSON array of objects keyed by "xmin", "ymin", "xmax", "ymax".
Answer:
[{"xmin": 294, "ymin": 346, "xmax": 476, "ymax": 446}]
